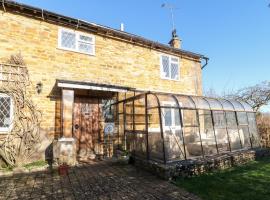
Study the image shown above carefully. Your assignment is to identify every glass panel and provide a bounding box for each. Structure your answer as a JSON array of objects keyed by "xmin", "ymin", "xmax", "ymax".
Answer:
[
  {"xmin": 238, "ymin": 125, "xmax": 251, "ymax": 148},
  {"xmin": 0, "ymin": 95, "xmax": 11, "ymax": 128},
  {"xmin": 220, "ymin": 99, "xmax": 234, "ymax": 111},
  {"xmin": 125, "ymin": 101, "xmax": 133, "ymax": 130},
  {"xmin": 230, "ymin": 100, "xmax": 245, "ymax": 111},
  {"xmin": 164, "ymin": 108, "xmax": 172, "ymax": 126},
  {"xmin": 170, "ymin": 62, "xmax": 179, "ymax": 80},
  {"xmin": 191, "ymin": 96, "xmax": 210, "ymax": 110},
  {"xmin": 184, "ymin": 127, "xmax": 203, "ymax": 158},
  {"xmin": 118, "ymin": 114, "xmax": 125, "ymax": 150},
  {"xmin": 205, "ymin": 98, "xmax": 223, "ymax": 110},
  {"xmin": 78, "ymin": 42, "xmax": 93, "ymax": 54},
  {"xmin": 182, "ymin": 110, "xmax": 198, "ymax": 126},
  {"xmin": 61, "ymin": 30, "xmax": 76, "ymax": 49},
  {"xmin": 226, "ymin": 111, "xmax": 242, "ymax": 150},
  {"xmin": 240, "ymin": 101, "xmax": 254, "ymax": 112},
  {"xmin": 237, "ymin": 112, "xmax": 248, "ymax": 125},
  {"xmin": 118, "ymin": 92, "xmax": 126, "ymax": 102},
  {"xmin": 198, "ymin": 110, "xmax": 217, "ymax": 155},
  {"xmin": 134, "ymin": 98, "xmax": 146, "ymax": 131},
  {"xmin": 126, "ymin": 131, "xmax": 135, "ymax": 153},
  {"xmin": 164, "ymin": 128, "xmax": 185, "ymax": 161},
  {"xmin": 175, "ymin": 95, "xmax": 195, "ymax": 109},
  {"xmin": 135, "ymin": 133, "xmax": 147, "ymax": 158},
  {"xmin": 79, "ymin": 34, "xmax": 93, "ymax": 43},
  {"xmin": 213, "ymin": 111, "xmax": 230, "ymax": 152},
  {"xmin": 62, "ymin": 89, "xmax": 74, "ymax": 137},
  {"xmin": 247, "ymin": 112, "xmax": 260, "ymax": 147},
  {"xmin": 158, "ymin": 94, "xmax": 178, "ymax": 107},
  {"xmin": 161, "ymin": 55, "xmax": 170, "ymax": 78},
  {"xmin": 148, "ymin": 108, "xmax": 164, "ymax": 162},
  {"xmin": 147, "ymin": 94, "xmax": 159, "ymax": 108}
]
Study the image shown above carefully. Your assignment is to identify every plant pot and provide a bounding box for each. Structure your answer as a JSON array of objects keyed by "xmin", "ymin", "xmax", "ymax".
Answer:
[{"xmin": 58, "ymin": 164, "xmax": 69, "ymax": 176}]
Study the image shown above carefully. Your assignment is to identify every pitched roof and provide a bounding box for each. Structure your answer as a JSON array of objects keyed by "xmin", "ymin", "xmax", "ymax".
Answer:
[{"xmin": 0, "ymin": 0, "xmax": 208, "ymax": 61}]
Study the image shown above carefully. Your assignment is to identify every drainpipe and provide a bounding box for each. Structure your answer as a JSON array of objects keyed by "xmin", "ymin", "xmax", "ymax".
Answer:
[{"xmin": 201, "ymin": 57, "xmax": 209, "ymax": 70}]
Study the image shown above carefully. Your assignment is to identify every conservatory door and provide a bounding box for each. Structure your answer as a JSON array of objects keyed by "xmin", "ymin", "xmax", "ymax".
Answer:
[{"xmin": 73, "ymin": 97, "xmax": 100, "ymax": 161}]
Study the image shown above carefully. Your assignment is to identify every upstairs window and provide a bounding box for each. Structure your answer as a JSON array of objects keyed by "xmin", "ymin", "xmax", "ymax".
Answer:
[
  {"xmin": 58, "ymin": 28, "xmax": 95, "ymax": 55},
  {"xmin": 0, "ymin": 93, "xmax": 13, "ymax": 132},
  {"xmin": 160, "ymin": 55, "xmax": 180, "ymax": 80}
]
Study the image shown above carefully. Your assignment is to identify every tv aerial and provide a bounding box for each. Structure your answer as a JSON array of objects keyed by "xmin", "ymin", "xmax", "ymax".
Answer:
[{"xmin": 161, "ymin": 2, "xmax": 179, "ymax": 35}]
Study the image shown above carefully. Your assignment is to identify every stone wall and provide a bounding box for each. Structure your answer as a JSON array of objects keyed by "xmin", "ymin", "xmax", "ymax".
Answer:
[
  {"xmin": 0, "ymin": 10, "xmax": 202, "ymax": 146},
  {"xmin": 134, "ymin": 148, "xmax": 270, "ymax": 180}
]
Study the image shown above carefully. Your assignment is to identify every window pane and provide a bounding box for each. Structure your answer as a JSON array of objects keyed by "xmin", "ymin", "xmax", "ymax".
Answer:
[
  {"xmin": 170, "ymin": 62, "xmax": 179, "ymax": 80},
  {"xmin": 164, "ymin": 108, "xmax": 172, "ymax": 126},
  {"xmin": 174, "ymin": 109, "xmax": 180, "ymax": 126},
  {"xmin": 161, "ymin": 55, "xmax": 170, "ymax": 78},
  {"xmin": 0, "ymin": 96, "xmax": 11, "ymax": 128},
  {"xmin": 79, "ymin": 35, "xmax": 93, "ymax": 43},
  {"xmin": 61, "ymin": 31, "xmax": 76, "ymax": 49},
  {"xmin": 78, "ymin": 42, "xmax": 93, "ymax": 54}
]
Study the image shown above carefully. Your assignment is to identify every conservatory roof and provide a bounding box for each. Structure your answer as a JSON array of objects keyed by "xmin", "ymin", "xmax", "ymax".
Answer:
[{"xmin": 119, "ymin": 92, "xmax": 254, "ymax": 112}]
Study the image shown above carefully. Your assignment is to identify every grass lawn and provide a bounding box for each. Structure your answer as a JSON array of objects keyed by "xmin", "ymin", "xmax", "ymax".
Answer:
[{"xmin": 175, "ymin": 157, "xmax": 270, "ymax": 200}]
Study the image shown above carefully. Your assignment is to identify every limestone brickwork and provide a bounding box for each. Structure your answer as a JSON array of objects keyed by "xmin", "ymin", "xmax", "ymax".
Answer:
[{"xmin": 0, "ymin": 10, "xmax": 203, "ymax": 160}]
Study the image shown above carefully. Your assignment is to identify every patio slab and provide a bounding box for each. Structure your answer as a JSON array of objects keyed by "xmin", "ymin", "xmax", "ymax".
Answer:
[{"xmin": 0, "ymin": 161, "xmax": 200, "ymax": 200}]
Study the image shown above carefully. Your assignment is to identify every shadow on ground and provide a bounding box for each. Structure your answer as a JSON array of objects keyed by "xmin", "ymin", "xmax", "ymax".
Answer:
[{"xmin": 0, "ymin": 161, "xmax": 200, "ymax": 200}]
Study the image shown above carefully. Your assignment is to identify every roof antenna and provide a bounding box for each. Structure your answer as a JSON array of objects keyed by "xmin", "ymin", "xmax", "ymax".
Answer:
[{"xmin": 161, "ymin": 2, "xmax": 179, "ymax": 35}]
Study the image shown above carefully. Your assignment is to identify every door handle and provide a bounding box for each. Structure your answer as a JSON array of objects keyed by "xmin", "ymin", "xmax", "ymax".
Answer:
[{"xmin": 74, "ymin": 124, "xmax": 80, "ymax": 130}]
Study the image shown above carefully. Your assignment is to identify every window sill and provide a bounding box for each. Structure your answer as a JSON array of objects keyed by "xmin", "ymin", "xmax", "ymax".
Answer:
[
  {"xmin": 160, "ymin": 77, "xmax": 180, "ymax": 82},
  {"xmin": 0, "ymin": 130, "xmax": 10, "ymax": 134},
  {"xmin": 57, "ymin": 47, "xmax": 95, "ymax": 56}
]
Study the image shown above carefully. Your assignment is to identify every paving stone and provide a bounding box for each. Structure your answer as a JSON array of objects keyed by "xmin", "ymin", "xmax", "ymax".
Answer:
[{"xmin": 0, "ymin": 161, "xmax": 200, "ymax": 200}]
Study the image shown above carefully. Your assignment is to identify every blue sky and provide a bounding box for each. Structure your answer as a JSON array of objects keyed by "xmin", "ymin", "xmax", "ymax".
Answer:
[{"xmin": 16, "ymin": 0, "xmax": 270, "ymax": 110}]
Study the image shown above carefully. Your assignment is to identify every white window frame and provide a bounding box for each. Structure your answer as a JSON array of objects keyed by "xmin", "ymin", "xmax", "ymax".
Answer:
[
  {"xmin": 58, "ymin": 27, "xmax": 95, "ymax": 56},
  {"xmin": 160, "ymin": 54, "xmax": 180, "ymax": 81},
  {"xmin": 0, "ymin": 93, "xmax": 14, "ymax": 133},
  {"xmin": 161, "ymin": 101, "xmax": 181, "ymax": 133}
]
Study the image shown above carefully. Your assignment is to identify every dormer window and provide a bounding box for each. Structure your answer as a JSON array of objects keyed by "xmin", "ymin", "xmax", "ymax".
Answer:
[
  {"xmin": 58, "ymin": 28, "xmax": 95, "ymax": 55},
  {"xmin": 160, "ymin": 55, "xmax": 180, "ymax": 80}
]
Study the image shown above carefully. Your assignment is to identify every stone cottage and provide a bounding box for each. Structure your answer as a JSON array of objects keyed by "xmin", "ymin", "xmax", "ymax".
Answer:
[{"xmin": 0, "ymin": 1, "xmax": 260, "ymax": 169}]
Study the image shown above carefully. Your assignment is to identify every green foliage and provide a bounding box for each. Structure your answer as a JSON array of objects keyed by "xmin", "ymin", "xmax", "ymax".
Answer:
[
  {"xmin": 175, "ymin": 157, "xmax": 270, "ymax": 200},
  {"xmin": 23, "ymin": 160, "xmax": 47, "ymax": 170}
]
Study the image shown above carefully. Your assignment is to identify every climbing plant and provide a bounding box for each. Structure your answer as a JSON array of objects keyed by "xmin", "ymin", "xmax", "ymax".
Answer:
[{"xmin": 0, "ymin": 54, "xmax": 41, "ymax": 167}]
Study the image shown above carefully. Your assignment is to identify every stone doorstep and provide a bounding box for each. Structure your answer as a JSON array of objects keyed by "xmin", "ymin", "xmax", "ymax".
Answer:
[{"xmin": 133, "ymin": 148, "xmax": 270, "ymax": 180}]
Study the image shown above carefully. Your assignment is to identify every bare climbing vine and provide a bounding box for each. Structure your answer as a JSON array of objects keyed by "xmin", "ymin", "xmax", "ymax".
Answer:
[{"xmin": 0, "ymin": 54, "xmax": 41, "ymax": 167}]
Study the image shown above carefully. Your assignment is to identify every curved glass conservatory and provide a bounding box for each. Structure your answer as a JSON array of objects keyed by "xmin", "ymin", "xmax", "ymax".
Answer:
[{"xmin": 115, "ymin": 92, "xmax": 260, "ymax": 164}]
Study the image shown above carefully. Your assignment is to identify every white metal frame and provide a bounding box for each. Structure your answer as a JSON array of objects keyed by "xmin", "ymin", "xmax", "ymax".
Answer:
[
  {"xmin": 0, "ymin": 93, "xmax": 14, "ymax": 133},
  {"xmin": 58, "ymin": 27, "xmax": 95, "ymax": 56},
  {"xmin": 160, "ymin": 54, "xmax": 180, "ymax": 81}
]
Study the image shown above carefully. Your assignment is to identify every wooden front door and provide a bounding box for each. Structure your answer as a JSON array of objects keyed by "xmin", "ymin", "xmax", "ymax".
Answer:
[{"xmin": 73, "ymin": 97, "xmax": 100, "ymax": 160}]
